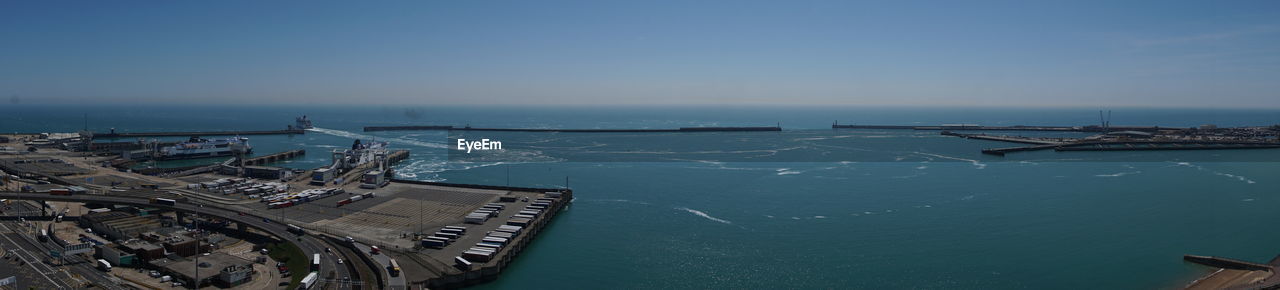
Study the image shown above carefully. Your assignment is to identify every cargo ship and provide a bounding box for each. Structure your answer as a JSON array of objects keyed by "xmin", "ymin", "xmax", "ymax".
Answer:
[{"xmin": 158, "ymin": 136, "xmax": 251, "ymax": 160}]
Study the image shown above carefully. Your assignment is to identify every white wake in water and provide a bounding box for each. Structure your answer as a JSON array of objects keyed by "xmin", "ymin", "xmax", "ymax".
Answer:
[
  {"xmin": 307, "ymin": 127, "xmax": 449, "ymax": 149},
  {"xmin": 1172, "ymin": 162, "xmax": 1257, "ymax": 184},
  {"xmin": 675, "ymin": 207, "xmax": 733, "ymax": 224},
  {"xmin": 1095, "ymin": 171, "xmax": 1141, "ymax": 177},
  {"xmin": 913, "ymin": 152, "xmax": 987, "ymax": 169}
]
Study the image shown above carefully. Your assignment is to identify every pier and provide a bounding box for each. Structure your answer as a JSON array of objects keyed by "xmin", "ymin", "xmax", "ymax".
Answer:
[
  {"xmin": 363, "ymin": 125, "xmax": 782, "ymax": 133},
  {"xmin": 92, "ymin": 129, "xmax": 306, "ymax": 138},
  {"xmin": 942, "ymin": 129, "xmax": 1280, "ymax": 156},
  {"xmin": 836, "ymin": 123, "xmax": 1082, "ymax": 131},
  {"xmin": 242, "ymin": 149, "xmax": 306, "ymax": 166},
  {"xmin": 833, "ymin": 122, "xmax": 1163, "ymax": 132},
  {"xmin": 382, "ymin": 179, "xmax": 575, "ymax": 289},
  {"xmin": 941, "ymin": 131, "xmax": 1067, "ymax": 145}
]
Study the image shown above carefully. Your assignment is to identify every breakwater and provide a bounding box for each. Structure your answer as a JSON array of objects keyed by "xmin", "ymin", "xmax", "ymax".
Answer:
[
  {"xmin": 833, "ymin": 123, "xmax": 1167, "ymax": 132},
  {"xmin": 93, "ymin": 129, "xmax": 305, "ymax": 138},
  {"xmin": 363, "ymin": 126, "xmax": 781, "ymax": 133}
]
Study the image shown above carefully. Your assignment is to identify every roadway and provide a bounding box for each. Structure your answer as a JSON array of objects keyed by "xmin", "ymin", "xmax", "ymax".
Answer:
[{"xmin": 0, "ymin": 191, "xmax": 355, "ymax": 289}]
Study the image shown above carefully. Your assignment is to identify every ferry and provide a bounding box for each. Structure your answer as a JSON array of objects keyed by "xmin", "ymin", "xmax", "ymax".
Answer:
[
  {"xmin": 159, "ymin": 137, "xmax": 251, "ymax": 160},
  {"xmin": 296, "ymin": 115, "xmax": 314, "ymax": 129}
]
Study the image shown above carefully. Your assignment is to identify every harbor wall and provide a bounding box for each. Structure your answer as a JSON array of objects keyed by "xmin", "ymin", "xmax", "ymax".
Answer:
[{"xmin": 93, "ymin": 129, "xmax": 305, "ymax": 138}]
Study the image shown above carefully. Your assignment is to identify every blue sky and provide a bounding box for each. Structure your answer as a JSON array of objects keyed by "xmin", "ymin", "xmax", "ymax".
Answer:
[{"xmin": 2, "ymin": 1, "xmax": 1278, "ymax": 107}]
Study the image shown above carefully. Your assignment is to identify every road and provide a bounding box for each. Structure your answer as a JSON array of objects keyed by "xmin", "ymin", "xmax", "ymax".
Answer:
[
  {"xmin": 353, "ymin": 242, "xmax": 406, "ymax": 290},
  {"xmin": 0, "ymin": 191, "xmax": 353, "ymax": 289},
  {"xmin": 0, "ymin": 222, "xmax": 74, "ymax": 289}
]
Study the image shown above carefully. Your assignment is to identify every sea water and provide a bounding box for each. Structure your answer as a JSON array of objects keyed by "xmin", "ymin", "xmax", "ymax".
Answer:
[{"xmin": 2, "ymin": 104, "xmax": 1278, "ymax": 289}]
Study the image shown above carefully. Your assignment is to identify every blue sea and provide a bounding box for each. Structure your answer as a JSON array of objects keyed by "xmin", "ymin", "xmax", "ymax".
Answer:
[{"xmin": 3, "ymin": 104, "xmax": 1279, "ymax": 289}]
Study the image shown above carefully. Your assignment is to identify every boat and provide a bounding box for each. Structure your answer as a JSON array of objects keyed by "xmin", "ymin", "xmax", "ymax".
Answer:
[
  {"xmin": 158, "ymin": 137, "xmax": 251, "ymax": 160},
  {"xmin": 296, "ymin": 115, "xmax": 314, "ymax": 129}
]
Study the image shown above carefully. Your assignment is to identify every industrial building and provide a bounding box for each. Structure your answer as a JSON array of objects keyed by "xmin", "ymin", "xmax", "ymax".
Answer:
[
  {"xmin": 117, "ymin": 239, "xmax": 167, "ymax": 261},
  {"xmin": 154, "ymin": 252, "xmax": 256, "ymax": 288},
  {"xmin": 96, "ymin": 243, "xmax": 139, "ymax": 267},
  {"xmin": 79, "ymin": 211, "xmax": 162, "ymax": 241},
  {"xmin": 142, "ymin": 230, "xmax": 201, "ymax": 257}
]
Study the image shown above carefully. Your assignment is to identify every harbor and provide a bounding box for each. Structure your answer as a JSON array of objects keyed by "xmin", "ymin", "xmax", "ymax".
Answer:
[{"xmin": 0, "ymin": 115, "xmax": 575, "ymax": 290}]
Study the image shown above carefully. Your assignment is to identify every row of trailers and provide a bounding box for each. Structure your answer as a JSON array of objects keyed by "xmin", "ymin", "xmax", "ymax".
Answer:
[
  {"xmin": 264, "ymin": 187, "xmax": 345, "ymax": 209},
  {"xmin": 454, "ymin": 196, "xmax": 563, "ymax": 270},
  {"xmin": 452, "ymin": 224, "xmax": 525, "ymax": 270}
]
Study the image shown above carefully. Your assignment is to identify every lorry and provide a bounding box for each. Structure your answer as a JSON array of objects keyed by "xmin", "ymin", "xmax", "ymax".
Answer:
[
  {"xmin": 299, "ymin": 272, "xmax": 318, "ymax": 290},
  {"xmin": 97, "ymin": 259, "xmax": 112, "ymax": 272},
  {"xmin": 150, "ymin": 198, "xmax": 177, "ymax": 206}
]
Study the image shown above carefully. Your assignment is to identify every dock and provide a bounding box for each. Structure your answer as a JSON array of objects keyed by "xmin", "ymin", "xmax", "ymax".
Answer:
[
  {"xmin": 92, "ymin": 129, "xmax": 306, "ymax": 138},
  {"xmin": 835, "ymin": 124, "xmax": 1082, "ymax": 131},
  {"xmin": 941, "ymin": 131, "xmax": 1067, "ymax": 145},
  {"xmin": 242, "ymin": 149, "xmax": 306, "ymax": 166},
  {"xmin": 382, "ymin": 179, "xmax": 575, "ymax": 289},
  {"xmin": 941, "ymin": 130, "xmax": 1280, "ymax": 156},
  {"xmin": 363, "ymin": 126, "xmax": 782, "ymax": 133}
]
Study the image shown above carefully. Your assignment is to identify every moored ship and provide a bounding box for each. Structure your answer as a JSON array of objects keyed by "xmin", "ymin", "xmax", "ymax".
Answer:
[{"xmin": 159, "ymin": 136, "xmax": 251, "ymax": 160}]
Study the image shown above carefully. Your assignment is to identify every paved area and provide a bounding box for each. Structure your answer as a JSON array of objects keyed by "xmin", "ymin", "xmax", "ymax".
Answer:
[
  {"xmin": 0, "ymin": 157, "xmax": 93, "ymax": 176},
  {"xmin": 238, "ymin": 182, "xmax": 504, "ymax": 249}
]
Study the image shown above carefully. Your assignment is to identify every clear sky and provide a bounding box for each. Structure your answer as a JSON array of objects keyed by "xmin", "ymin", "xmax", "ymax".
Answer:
[{"xmin": 2, "ymin": 1, "xmax": 1278, "ymax": 107}]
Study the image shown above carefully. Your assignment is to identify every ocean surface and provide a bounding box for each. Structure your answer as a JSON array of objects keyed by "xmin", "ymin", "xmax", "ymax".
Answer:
[{"xmin": 3, "ymin": 104, "xmax": 1279, "ymax": 289}]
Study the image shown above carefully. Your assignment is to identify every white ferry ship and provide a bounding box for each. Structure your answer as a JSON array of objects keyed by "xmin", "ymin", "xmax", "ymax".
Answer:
[{"xmin": 159, "ymin": 137, "xmax": 251, "ymax": 160}]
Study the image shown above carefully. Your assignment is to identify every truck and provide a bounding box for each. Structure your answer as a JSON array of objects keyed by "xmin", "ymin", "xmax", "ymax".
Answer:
[
  {"xmin": 462, "ymin": 250, "xmax": 494, "ymax": 262},
  {"xmin": 97, "ymin": 259, "xmax": 112, "ymax": 272},
  {"xmin": 443, "ymin": 225, "xmax": 467, "ymax": 233},
  {"xmin": 298, "ymin": 272, "xmax": 318, "ymax": 290},
  {"xmin": 288, "ymin": 224, "xmax": 306, "ymax": 235},
  {"xmin": 387, "ymin": 258, "xmax": 401, "ymax": 277},
  {"xmin": 311, "ymin": 254, "xmax": 321, "ymax": 272},
  {"xmin": 150, "ymin": 198, "xmax": 176, "ymax": 206},
  {"xmin": 421, "ymin": 238, "xmax": 447, "ymax": 248},
  {"xmin": 454, "ymin": 256, "xmax": 472, "ymax": 270},
  {"xmin": 464, "ymin": 213, "xmax": 489, "ymax": 224},
  {"xmin": 486, "ymin": 231, "xmax": 514, "ymax": 239}
]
